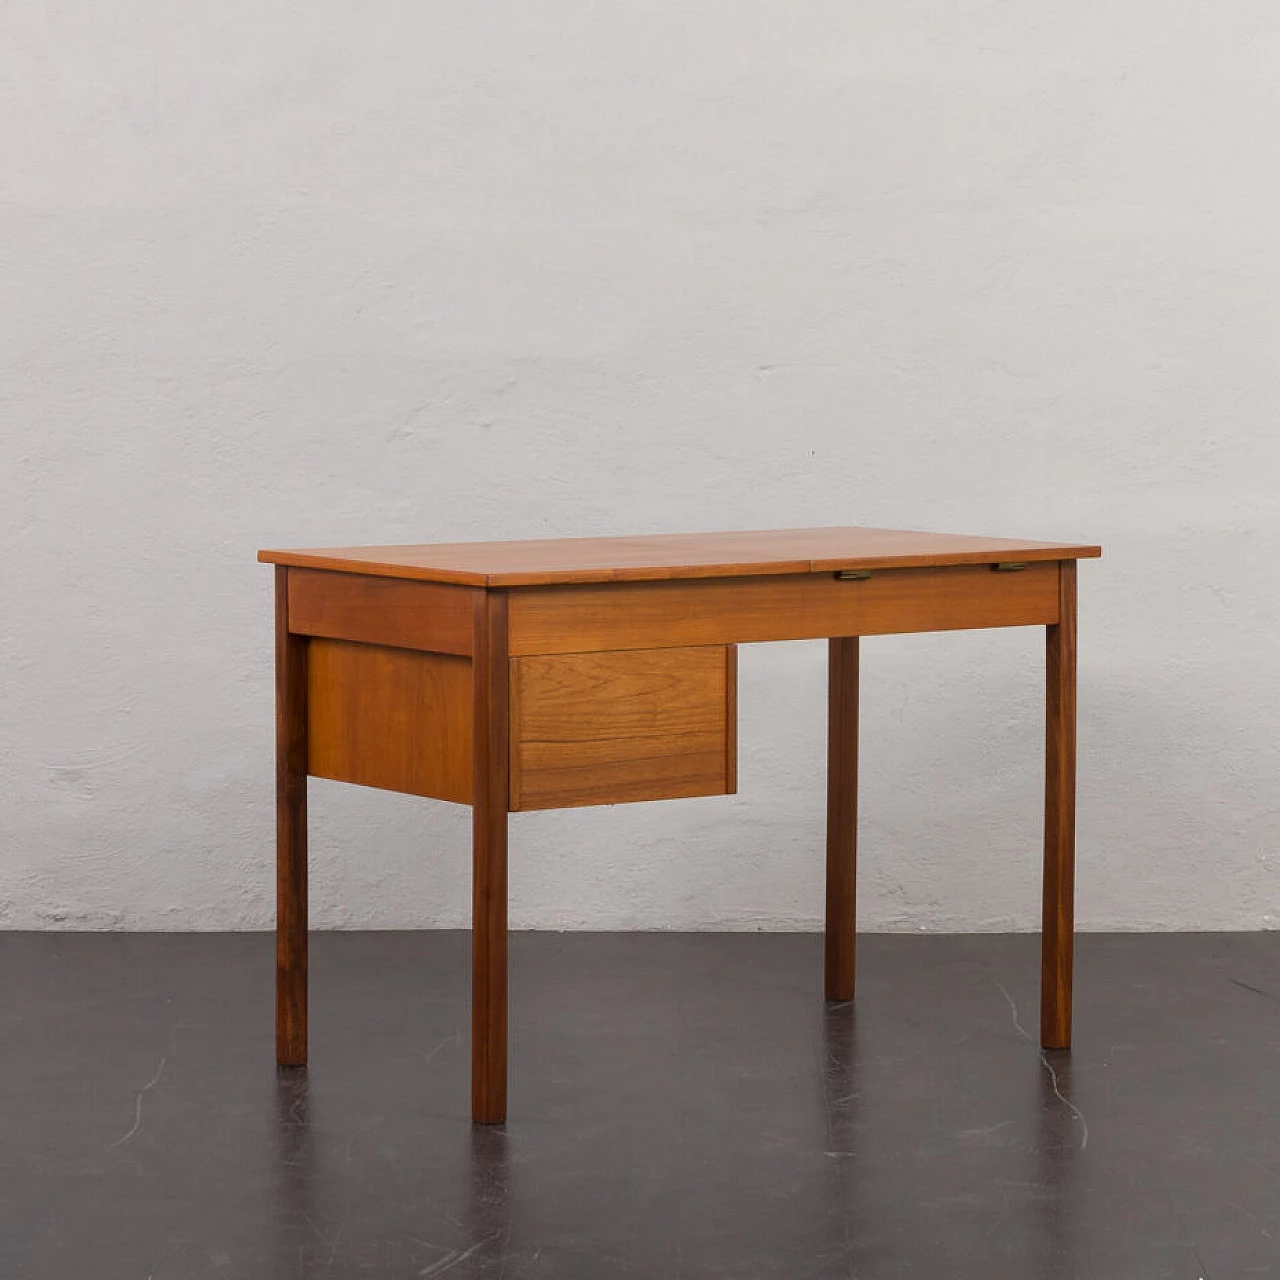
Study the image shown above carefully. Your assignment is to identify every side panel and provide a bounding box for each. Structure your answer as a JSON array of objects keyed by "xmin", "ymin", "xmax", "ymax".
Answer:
[{"xmin": 307, "ymin": 638, "xmax": 472, "ymax": 803}]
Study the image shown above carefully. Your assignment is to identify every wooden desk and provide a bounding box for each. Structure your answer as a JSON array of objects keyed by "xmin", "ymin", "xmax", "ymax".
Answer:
[{"xmin": 259, "ymin": 527, "xmax": 1101, "ymax": 1123}]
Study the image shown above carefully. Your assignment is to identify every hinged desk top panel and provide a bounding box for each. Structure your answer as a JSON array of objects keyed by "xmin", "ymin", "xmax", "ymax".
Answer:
[{"xmin": 258, "ymin": 526, "xmax": 1102, "ymax": 588}]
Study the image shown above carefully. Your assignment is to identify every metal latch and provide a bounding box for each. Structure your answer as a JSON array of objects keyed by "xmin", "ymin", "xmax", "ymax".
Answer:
[
  {"xmin": 835, "ymin": 569, "xmax": 872, "ymax": 581},
  {"xmin": 993, "ymin": 561, "xmax": 1029, "ymax": 572}
]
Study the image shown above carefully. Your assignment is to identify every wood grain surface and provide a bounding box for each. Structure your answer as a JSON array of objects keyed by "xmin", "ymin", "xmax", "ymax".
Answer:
[
  {"xmin": 825, "ymin": 637, "xmax": 859, "ymax": 1002},
  {"xmin": 260, "ymin": 526, "xmax": 1101, "ymax": 587},
  {"xmin": 288, "ymin": 568, "xmax": 473, "ymax": 655},
  {"xmin": 1041, "ymin": 561, "xmax": 1078, "ymax": 1049},
  {"xmin": 509, "ymin": 646, "xmax": 734, "ymax": 810},
  {"xmin": 507, "ymin": 562, "xmax": 1060, "ymax": 656},
  {"xmin": 471, "ymin": 590, "xmax": 510, "ymax": 1123},
  {"xmin": 275, "ymin": 567, "xmax": 309, "ymax": 1067},
  {"xmin": 306, "ymin": 639, "xmax": 472, "ymax": 803}
]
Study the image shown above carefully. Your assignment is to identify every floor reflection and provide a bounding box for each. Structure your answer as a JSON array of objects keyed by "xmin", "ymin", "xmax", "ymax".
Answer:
[
  {"xmin": 270, "ymin": 1070, "xmax": 514, "ymax": 1276},
  {"xmin": 815, "ymin": 992, "xmax": 1089, "ymax": 1277},
  {"xmin": 464, "ymin": 1123, "xmax": 513, "ymax": 1268},
  {"xmin": 1036, "ymin": 1048, "xmax": 1083, "ymax": 1276},
  {"xmin": 820, "ymin": 1002, "xmax": 861, "ymax": 1272},
  {"xmin": 820, "ymin": 1001, "xmax": 860, "ymax": 1147},
  {"xmin": 273, "ymin": 1068, "xmax": 318, "ymax": 1268}
]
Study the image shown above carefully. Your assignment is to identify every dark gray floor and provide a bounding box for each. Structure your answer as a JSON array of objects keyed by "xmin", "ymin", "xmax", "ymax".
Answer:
[{"xmin": 1, "ymin": 932, "xmax": 1278, "ymax": 1278}]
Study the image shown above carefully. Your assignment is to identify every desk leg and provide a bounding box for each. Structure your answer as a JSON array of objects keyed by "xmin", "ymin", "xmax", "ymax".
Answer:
[
  {"xmin": 472, "ymin": 590, "xmax": 510, "ymax": 1123},
  {"xmin": 825, "ymin": 636, "xmax": 859, "ymax": 1001},
  {"xmin": 1041, "ymin": 561, "xmax": 1077, "ymax": 1049},
  {"xmin": 275, "ymin": 567, "xmax": 309, "ymax": 1067}
]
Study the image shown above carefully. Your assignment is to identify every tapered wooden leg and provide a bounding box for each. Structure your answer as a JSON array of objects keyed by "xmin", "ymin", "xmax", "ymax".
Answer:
[
  {"xmin": 825, "ymin": 636, "xmax": 859, "ymax": 1001},
  {"xmin": 472, "ymin": 590, "xmax": 510, "ymax": 1123},
  {"xmin": 1041, "ymin": 561, "xmax": 1077, "ymax": 1049},
  {"xmin": 275, "ymin": 567, "xmax": 309, "ymax": 1067}
]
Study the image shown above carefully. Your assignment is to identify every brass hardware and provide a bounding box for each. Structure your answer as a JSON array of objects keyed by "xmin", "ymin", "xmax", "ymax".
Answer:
[
  {"xmin": 835, "ymin": 569, "xmax": 872, "ymax": 581},
  {"xmin": 993, "ymin": 561, "xmax": 1029, "ymax": 572}
]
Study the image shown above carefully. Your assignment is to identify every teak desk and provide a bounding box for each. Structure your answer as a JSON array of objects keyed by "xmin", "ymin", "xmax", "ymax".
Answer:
[{"xmin": 259, "ymin": 527, "xmax": 1100, "ymax": 1123}]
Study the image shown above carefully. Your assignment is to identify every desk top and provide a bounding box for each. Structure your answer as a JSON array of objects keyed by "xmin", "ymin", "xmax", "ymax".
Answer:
[{"xmin": 259, "ymin": 527, "xmax": 1100, "ymax": 588}]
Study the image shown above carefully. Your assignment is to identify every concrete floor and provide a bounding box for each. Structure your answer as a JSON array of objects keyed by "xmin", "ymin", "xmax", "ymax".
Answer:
[{"xmin": 1, "ymin": 931, "xmax": 1277, "ymax": 1278}]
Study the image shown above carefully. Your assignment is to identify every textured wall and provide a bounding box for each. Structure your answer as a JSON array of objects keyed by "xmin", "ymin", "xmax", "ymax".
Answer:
[{"xmin": 2, "ymin": 2, "xmax": 1277, "ymax": 931}]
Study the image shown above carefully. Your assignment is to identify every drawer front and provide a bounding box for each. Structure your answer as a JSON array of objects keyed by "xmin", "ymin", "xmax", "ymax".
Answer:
[
  {"xmin": 510, "ymin": 645, "xmax": 736, "ymax": 811},
  {"xmin": 506, "ymin": 562, "xmax": 1061, "ymax": 655}
]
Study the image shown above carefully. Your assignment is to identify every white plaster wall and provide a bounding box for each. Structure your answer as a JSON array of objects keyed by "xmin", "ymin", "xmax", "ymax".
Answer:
[{"xmin": 2, "ymin": 2, "xmax": 1278, "ymax": 932}]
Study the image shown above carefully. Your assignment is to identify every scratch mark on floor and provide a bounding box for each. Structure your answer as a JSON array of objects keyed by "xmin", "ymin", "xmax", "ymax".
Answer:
[
  {"xmin": 958, "ymin": 1120, "xmax": 1013, "ymax": 1140},
  {"xmin": 992, "ymin": 980, "xmax": 1089, "ymax": 1150},
  {"xmin": 419, "ymin": 1235, "xmax": 494, "ymax": 1276},
  {"xmin": 1229, "ymin": 977, "xmax": 1273, "ymax": 1000},
  {"xmin": 107, "ymin": 1056, "xmax": 166, "ymax": 1151},
  {"xmin": 423, "ymin": 1029, "xmax": 462, "ymax": 1063}
]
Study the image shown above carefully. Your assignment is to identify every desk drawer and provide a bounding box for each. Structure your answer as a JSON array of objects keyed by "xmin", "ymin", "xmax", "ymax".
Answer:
[{"xmin": 510, "ymin": 645, "xmax": 737, "ymax": 811}]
